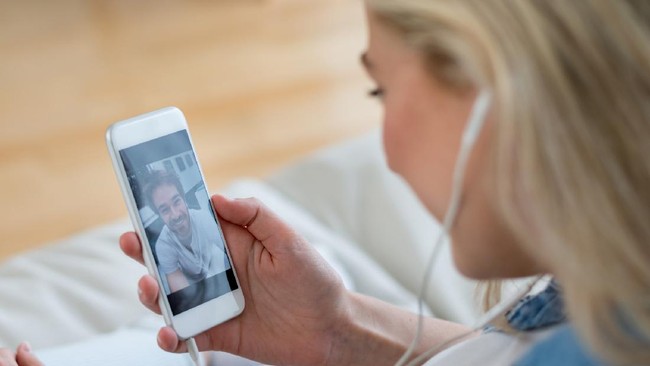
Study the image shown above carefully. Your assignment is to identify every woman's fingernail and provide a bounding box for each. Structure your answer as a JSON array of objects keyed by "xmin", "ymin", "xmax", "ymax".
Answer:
[{"xmin": 21, "ymin": 342, "xmax": 31, "ymax": 353}]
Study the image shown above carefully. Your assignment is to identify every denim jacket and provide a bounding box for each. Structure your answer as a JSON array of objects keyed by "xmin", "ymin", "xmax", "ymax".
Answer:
[{"xmin": 497, "ymin": 280, "xmax": 607, "ymax": 365}]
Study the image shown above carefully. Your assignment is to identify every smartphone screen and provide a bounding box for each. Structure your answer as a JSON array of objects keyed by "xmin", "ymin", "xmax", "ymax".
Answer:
[{"xmin": 118, "ymin": 130, "xmax": 238, "ymax": 316}]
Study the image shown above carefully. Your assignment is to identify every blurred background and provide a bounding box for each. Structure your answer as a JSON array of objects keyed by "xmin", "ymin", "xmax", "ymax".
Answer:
[{"xmin": 0, "ymin": 0, "xmax": 380, "ymax": 260}]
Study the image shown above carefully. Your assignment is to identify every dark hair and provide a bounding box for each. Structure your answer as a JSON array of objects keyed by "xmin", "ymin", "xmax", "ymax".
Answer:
[{"xmin": 142, "ymin": 169, "xmax": 185, "ymax": 213}]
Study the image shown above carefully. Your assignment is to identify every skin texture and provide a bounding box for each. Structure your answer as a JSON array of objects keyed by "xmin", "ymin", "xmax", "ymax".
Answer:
[{"xmin": 3, "ymin": 4, "xmax": 543, "ymax": 365}]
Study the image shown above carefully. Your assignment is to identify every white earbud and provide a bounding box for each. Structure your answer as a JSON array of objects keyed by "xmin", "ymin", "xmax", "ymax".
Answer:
[{"xmin": 462, "ymin": 91, "xmax": 492, "ymax": 147}]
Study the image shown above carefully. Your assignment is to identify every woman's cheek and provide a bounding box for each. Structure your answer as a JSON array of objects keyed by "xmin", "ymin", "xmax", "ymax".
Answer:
[{"xmin": 381, "ymin": 104, "xmax": 410, "ymax": 174}]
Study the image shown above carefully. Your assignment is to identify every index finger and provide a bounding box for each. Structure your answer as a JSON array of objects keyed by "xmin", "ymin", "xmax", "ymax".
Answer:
[{"xmin": 119, "ymin": 232, "xmax": 145, "ymax": 266}]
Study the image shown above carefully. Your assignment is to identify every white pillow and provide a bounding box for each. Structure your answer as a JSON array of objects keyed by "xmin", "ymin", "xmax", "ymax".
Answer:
[{"xmin": 0, "ymin": 220, "xmax": 148, "ymax": 349}]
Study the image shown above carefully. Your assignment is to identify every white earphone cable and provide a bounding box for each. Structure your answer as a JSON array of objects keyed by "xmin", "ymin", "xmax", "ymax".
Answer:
[
  {"xmin": 404, "ymin": 276, "xmax": 542, "ymax": 366},
  {"xmin": 394, "ymin": 91, "xmax": 491, "ymax": 366},
  {"xmin": 187, "ymin": 337, "xmax": 205, "ymax": 366}
]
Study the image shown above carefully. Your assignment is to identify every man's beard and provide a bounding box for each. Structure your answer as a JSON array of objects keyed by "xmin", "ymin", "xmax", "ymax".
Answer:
[{"xmin": 170, "ymin": 212, "xmax": 190, "ymax": 239}]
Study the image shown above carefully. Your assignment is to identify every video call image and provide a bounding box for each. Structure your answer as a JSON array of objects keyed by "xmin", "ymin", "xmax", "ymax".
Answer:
[{"xmin": 120, "ymin": 130, "xmax": 238, "ymax": 315}]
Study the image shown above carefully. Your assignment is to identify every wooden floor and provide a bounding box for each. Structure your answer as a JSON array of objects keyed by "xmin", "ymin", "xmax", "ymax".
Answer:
[{"xmin": 0, "ymin": 0, "xmax": 380, "ymax": 260}]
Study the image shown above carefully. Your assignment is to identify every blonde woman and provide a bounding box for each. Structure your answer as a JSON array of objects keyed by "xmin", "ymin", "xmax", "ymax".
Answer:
[{"xmin": 3, "ymin": 0, "xmax": 647, "ymax": 365}]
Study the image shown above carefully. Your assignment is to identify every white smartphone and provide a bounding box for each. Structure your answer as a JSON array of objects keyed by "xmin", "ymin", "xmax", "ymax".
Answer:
[{"xmin": 106, "ymin": 107, "xmax": 245, "ymax": 339}]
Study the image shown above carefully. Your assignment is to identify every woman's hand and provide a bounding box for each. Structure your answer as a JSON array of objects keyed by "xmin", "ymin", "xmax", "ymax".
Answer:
[
  {"xmin": 0, "ymin": 343, "xmax": 43, "ymax": 366},
  {"xmin": 120, "ymin": 195, "xmax": 349, "ymax": 366}
]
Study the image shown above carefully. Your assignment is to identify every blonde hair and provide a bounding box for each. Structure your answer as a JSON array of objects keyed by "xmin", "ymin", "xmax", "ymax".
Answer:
[{"xmin": 367, "ymin": 0, "xmax": 650, "ymax": 364}]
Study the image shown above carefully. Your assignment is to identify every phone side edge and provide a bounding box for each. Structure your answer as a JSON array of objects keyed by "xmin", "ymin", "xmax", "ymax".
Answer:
[{"xmin": 105, "ymin": 124, "xmax": 176, "ymax": 328}]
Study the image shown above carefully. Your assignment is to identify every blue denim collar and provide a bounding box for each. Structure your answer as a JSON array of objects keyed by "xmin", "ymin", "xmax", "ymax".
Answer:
[
  {"xmin": 506, "ymin": 279, "xmax": 567, "ymax": 331},
  {"xmin": 503, "ymin": 280, "xmax": 606, "ymax": 365}
]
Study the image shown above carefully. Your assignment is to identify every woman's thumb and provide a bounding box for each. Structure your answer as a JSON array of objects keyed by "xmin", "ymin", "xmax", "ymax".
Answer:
[{"xmin": 212, "ymin": 195, "xmax": 298, "ymax": 250}]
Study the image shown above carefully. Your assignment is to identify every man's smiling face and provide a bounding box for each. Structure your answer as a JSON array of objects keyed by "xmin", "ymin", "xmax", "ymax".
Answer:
[{"xmin": 152, "ymin": 183, "xmax": 191, "ymax": 241}]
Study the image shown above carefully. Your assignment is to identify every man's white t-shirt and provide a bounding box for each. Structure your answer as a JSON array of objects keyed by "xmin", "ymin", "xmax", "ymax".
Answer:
[{"xmin": 156, "ymin": 209, "xmax": 230, "ymax": 286}]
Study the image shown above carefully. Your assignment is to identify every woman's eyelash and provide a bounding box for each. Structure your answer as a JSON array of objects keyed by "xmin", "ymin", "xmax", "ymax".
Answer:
[{"xmin": 368, "ymin": 87, "xmax": 384, "ymax": 98}]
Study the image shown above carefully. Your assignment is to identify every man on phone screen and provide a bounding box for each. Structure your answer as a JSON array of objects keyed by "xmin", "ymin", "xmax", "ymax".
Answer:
[{"xmin": 143, "ymin": 169, "xmax": 229, "ymax": 293}]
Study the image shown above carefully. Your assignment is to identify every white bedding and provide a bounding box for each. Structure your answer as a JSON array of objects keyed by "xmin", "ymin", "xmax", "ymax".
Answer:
[{"xmin": 0, "ymin": 131, "xmax": 480, "ymax": 364}]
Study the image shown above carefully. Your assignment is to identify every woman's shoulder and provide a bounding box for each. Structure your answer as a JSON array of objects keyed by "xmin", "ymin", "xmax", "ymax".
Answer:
[
  {"xmin": 507, "ymin": 280, "xmax": 606, "ymax": 364},
  {"xmin": 424, "ymin": 324, "xmax": 605, "ymax": 366},
  {"xmin": 427, "ymin": 280, "xmax": 606, "ymax": 365},
  {"xmin": 514, "ymin": 324, "xmax": 606, "ymax": 366},
  {"xmin": 423, "ymin": 327, "xmax": 555, "ymax": 366}
]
